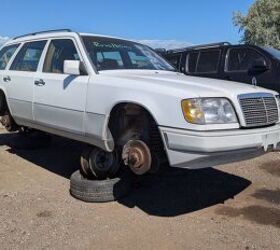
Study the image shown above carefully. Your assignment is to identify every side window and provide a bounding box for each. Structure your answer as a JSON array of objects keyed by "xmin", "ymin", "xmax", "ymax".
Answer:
[
  {"xmin": 10, "ymin": 41, "xmax": 46, "ymax": 72},
  {"xmin": 166, "ymin": 54, "xmax": 181, "ymax": 69},
  {"xmin": 186, "ymin": 52, "xmax": 199, "ymax": 73},
  {"xmin": 227, "ymin": 48, "xmax": 267, "ymax": 72},
  {"xmin": 43, "ymin": 39, "xmax": 80, "ymax": 74},
  {"xmin": 196, "ymin": 50, "xmax": 221, "ymax": 73},
  {"xmin": 0, "ymin": 44, "xmax": 19, "ymax": 70}
]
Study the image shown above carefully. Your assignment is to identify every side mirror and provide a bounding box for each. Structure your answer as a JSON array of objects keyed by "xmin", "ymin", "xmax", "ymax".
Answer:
[
  {"xmin": 248, "ymin": 61, "xmax": 269, "ymax": 76},
  {"xmin": 64, "ymin": 60, "xmax": 82, "ymax": 75}
]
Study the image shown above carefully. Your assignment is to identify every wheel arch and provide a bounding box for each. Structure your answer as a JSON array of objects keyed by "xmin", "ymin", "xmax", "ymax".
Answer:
[
  {"xmin": 0, "ymin": 87, "xmax": 10, "ymax": 114},
  {"xmin": 107, "ymin": 100, "xmax": 163, "ymax": 148},
  {"xmin": 0, "ymin": 87, "xmax": 8, "ymax": 100},
  {"xmin": 106, "ymin": 100, "xmax": 168, "ymax": 173},
  {"xmin": 90, "ymin": 100, "xmax": 161, "ymax": 153},
  {"xmin": 108, "ymin": 100, "xmax": 160, "ymax": 126}
]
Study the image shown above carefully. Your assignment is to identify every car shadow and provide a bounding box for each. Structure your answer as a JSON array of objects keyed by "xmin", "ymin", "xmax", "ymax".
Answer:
[
  {"xmin": 119, "ymin": 166, "xmax": 251, "ymax": 217},
  {"xmin": 0, "ymin": 131, "xmax": 82, "ymax": 178},
  {"xmin": 0, "ymin": 131, "xmax": 251, "ymax": 217}
]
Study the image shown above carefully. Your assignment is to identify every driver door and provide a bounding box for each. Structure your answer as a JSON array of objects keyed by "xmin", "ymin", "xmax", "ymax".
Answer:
[
  {"xmin": 224, "ymin": 47, "xmax": 270, "ymax": 88},
  {"xmin": 33, "ymin": 38, "xmax": 89, "ymax": 135}
]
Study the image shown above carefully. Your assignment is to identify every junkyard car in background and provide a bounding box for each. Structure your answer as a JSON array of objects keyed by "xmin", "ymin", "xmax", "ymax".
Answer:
[{"xmin": 160, "ymin": 42, "xmax": 280, "ymax": 92}]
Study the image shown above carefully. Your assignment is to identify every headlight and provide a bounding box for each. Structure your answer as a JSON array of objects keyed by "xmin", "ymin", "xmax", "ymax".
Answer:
[{"xmin": 181, "ymin": 98, "xmax": 238, "ymax": 124}]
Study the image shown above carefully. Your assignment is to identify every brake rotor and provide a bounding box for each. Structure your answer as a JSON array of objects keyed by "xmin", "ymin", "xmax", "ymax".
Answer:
[{"xmin": 122, "ymin": 140, "xmax": 152, "ymax": 175}]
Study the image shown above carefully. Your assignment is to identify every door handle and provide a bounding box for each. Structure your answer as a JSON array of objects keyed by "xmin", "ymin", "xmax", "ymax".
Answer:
[
  {"xmin": 34, "ymin": 79, "xmax": 45, "ymax": 86},
  {"xmin": 3, "ymin": 76, "xmax": 11, "ymax": 82}
]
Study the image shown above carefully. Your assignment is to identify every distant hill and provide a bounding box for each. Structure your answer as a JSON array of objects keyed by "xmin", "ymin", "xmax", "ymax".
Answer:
[{"xmin": 139, "ymin": 39, "xmax": 192, "ymax": 50}]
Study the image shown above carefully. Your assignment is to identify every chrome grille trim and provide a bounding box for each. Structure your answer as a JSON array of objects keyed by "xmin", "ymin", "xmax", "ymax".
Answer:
[{"xmin": 238, "ymin": 93, "xmax": 279, "ymax": 128}]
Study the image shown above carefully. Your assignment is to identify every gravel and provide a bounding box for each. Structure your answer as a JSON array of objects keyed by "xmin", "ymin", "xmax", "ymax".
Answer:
[{"xmin": 0, "ymin": 128, "xmax": 279, "ymax": 250}]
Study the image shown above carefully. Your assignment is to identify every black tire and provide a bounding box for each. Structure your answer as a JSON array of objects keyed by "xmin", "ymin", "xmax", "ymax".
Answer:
[{"xmin": 70, "ymin": 170, "xmax": 132, "ymax": 202}]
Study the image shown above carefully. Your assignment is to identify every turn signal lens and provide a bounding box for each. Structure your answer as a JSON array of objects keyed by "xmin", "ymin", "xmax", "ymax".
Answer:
[{"xmin": 181, "ymin": 99, "xmax": 205, "ymax": 124}]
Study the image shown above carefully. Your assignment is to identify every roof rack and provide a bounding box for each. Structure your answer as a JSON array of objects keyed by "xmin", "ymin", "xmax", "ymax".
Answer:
[
  {"xmin": 13, "ymin": 29, "xmax": 73, "ymax": 40},
  {"xmin": 167, "ymin": 42, "xmax": 231, "ymax": 53}
]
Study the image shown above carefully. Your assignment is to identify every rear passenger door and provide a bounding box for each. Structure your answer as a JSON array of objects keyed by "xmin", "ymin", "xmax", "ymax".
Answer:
[
  {"xmin": 224, "ymin": 47, "xmax": 270, "ymax": 87},
  {"xmin": 5, "ymin": 41, "xmax": 47, "ymax": 122},
  {"xmin": 33, "ymin": 38, "xmax": 89, "ymax": 135}
]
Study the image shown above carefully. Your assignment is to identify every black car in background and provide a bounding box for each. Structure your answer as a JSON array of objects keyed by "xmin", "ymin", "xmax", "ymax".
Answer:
[{"xmin": 159, "ymin": 42, "xmax": 280, "ymax": 92}]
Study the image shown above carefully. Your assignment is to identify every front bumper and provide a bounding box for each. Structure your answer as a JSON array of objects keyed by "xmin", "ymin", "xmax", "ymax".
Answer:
[{"xmin": 159, "ymin": 124, "xmax": 280, "ymax": 169}]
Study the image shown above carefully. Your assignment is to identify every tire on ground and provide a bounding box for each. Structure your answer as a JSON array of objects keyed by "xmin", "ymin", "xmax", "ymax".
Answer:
[{"xmin": 70, "ymin": 170, "xmax": 132, "ymax": 202}]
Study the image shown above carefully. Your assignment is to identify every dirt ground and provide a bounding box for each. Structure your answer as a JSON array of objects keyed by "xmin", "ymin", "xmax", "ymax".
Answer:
[{"xmin": 0, "ymin": 128, "xmax": 279, "ymax": 250}]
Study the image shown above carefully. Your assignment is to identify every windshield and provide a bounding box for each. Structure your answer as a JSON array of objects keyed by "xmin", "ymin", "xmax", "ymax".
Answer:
[
  {"xmin": 82, "ymin": 36, "xmax": 175, "ymax": 71},
  {"xmin": 263, "ymin": 47, "xmax": 280, "ymax": 60}
]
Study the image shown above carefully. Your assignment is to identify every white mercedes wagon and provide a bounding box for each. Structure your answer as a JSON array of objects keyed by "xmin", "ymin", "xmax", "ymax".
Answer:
[{"xmin": 0, "ymin": 29, "xmax": 280, "ymax": 179}]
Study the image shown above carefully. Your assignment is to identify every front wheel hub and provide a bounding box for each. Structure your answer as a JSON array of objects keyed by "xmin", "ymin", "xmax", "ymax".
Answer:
[{"xmin": 122, "ymin": 140, "xmax": 152, "ymax": 175}]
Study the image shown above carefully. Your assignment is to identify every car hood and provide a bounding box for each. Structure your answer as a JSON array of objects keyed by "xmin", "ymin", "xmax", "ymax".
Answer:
[{"xmin": 98, "ymin": 70, "xmax": 277, "ymax": 99}]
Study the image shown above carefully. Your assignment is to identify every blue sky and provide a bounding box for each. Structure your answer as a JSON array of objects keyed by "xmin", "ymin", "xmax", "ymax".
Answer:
[{"xmin": 0, "ymin": 0, "xmax": 254, "ymax": 48}]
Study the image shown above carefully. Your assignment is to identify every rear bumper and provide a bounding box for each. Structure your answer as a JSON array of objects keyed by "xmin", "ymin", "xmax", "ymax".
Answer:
[{"xmin": 159, "ymin": 124, "xmax": 280, "ymax": 169}]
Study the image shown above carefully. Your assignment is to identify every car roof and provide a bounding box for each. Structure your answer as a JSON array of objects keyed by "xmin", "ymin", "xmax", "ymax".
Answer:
[
  {"xmin": 164, "ymin": 42, "xmax": 263, "ymax": 55},
  {"xmin": 5, "ymin": 29, "xmax": 135, "ymax": 45}
]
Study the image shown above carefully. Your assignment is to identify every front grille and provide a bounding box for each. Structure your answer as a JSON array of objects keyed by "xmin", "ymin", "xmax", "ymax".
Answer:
[{"xmin": 238, "ymin": 93, "xmax": 279, "ymax": 128}]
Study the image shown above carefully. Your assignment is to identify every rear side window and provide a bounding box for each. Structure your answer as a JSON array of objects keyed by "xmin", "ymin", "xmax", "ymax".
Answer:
[
  {"xmin": 196, "ymin": 50, "xmax": 220, "ymax": 73},
  {"xmin": 10, "ymin": 41, "xmax": 46, "ymax": 72},
  {"xmin": 43, "ymin": 39, "xmax": 80, "ymax": 74},
  {"xmin": 227, "ymin": 48, "xmax": 267, "ymax": 72},
  {"xmin": 186, "ymin": 52, "xmax": 199, "ymax": 73},
  {"xmin": 0, "ymin": 44, "xmax": 19, "ymax": 70}
]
